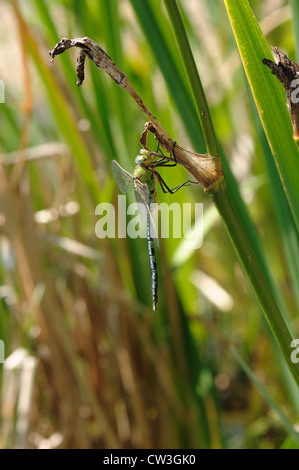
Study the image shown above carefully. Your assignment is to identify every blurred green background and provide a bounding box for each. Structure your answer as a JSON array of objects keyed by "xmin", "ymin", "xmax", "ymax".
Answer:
[{"xmin": 0, "ymin": 0, "xmax": 298, "ymax": 449}]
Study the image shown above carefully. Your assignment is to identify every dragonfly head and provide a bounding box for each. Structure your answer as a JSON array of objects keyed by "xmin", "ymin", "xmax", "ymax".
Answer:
[{"xmin": 135, "ymin": 149, "xmax": 155, "ymax": 166}]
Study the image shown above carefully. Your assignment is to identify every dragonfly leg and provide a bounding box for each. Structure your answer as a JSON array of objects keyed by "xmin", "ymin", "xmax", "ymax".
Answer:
[
  {"xmin": 152, "ymin": 141, "xmax": 177, "ymax": 168},
  {"xmin": 154, "ymin": 170, "xmax": 198, "ymax": 194},
  {"xmin": 152, "ymin": 156, "xmax": 176, "ymax": 167},
  {"xmin": 156, "ymin": 141, "xmax": 165, "ymax": 156},
  {"xmin": 171, "ymin": 140, "xmax": 177, "ymax": 164},
  {"xmin": 157, "ymin": 140, "xmax": 177, "ymax": 161}
]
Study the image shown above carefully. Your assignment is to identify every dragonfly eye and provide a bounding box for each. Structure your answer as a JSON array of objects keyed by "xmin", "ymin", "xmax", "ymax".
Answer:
[
  {"xmin": 135, "ymin": 155, "xmax": 145, "ymax": 165},
  {"xmin": 135, "ymin": 149, "xmax": 151, "ymax": 165}
]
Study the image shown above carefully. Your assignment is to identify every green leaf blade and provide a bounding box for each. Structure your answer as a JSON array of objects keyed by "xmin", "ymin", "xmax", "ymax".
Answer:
[{"xmin": 224, "ymin": 0, "xmax": 299, "ymax": 231}]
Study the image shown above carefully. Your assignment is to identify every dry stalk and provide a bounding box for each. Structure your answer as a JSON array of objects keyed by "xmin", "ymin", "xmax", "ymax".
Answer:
[
  {"xmin": 263, "ymin": 47, "xmax": 299, "ymax": 140},
  {"xmin": 49, "ymin": 37, "xmax": 224, "ymax": 190}
]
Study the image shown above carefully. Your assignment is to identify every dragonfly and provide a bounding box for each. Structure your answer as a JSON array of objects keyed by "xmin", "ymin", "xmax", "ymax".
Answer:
[{"xmin": 111, "ymin": 147, "xmax": 197, "ymax": 311}]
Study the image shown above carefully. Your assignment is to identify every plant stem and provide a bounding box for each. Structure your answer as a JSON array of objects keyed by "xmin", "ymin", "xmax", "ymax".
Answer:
[
  {"xmin": 231, "ymin": 347, "xmax": 299, "ymax": 445},
  {"xmin": 213, "ymin": 180, "xmax": 299, "ymax": 387},
  {"xmin": 163, "ymin": 0, "xmax": 218, "ymax": 157},
  {"xmin": 164, "ymin": 0, "xmax": 299, "ymax": 388}
]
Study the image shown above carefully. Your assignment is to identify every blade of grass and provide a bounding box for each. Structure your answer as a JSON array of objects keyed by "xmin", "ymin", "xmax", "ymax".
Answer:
[
  {"xmin": 20, "ymin": 7, "xmax": 145, "ymax": 313},
  {"xmin": 122, "ymin": 5, "xmax": 221, "ymax": 446},
  {"xmin": 69, "ymin": 0, "xmax": 131, "ymax": 166},
  {"xmin": 130, "ymin": 0, "xmax": 205, "ymax": 151},
  {"xmin": 131, "ymin": 1, "xmax": 291, "ymax": 323},
  {"xmin": 96, "ymin": 0, "xmax": 139, "ymax": 166},
  {"xmin": 132, "ymin": 0, "xmax": 296, "ymax": 378},
  {"xmin": 290, "ymin": 0, "xmax": 299, "ymax": 62},
  {"xmin": 213, "ymin": 180, "xmax": 299, "ymax": 386},
  {"xmin": 131, "ymin": 0, "xmax": 299, "ymax": 438},
  {"xmin": 163, "ymin": 0, "xmax": 218, "ymax": 156},
  {"xmin": 280, "ymin": 435, "xmax": 299, "ymax": 449},
  {"xmin": 248, "ymin": 87, "xmax": 299, "ymax": 314},
  {"xmin": 33, "ymin": 0, "xmax": 116, "ymax": 160},
  {"xmin": 26, "ymin": 33, "xmax": 100, "ymax": 203},
  {"xmin": 231, "ymin": 347, "xmax": 299, "ymax": 445},
  {"xmin": 162, "ymin": 0, "xmax": 299, "ymax": 387},
  {"xmin": 248, "ymin": 87, "xmax": 299, "ymax": 414},
  {"xmin": 224, "ymin": 0, "xmax": 299, "ymax": 232}
]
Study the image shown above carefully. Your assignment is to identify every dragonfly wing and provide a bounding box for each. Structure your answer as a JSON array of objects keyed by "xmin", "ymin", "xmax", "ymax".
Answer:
[
  {"xmin": 134, "ymin": 180, "xmax": 159, "ymax": 247},
  {"xmin": 111, "ymin": 160, "xmax": 134, "ymax": 194}
]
